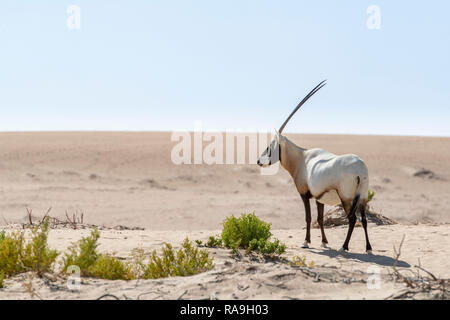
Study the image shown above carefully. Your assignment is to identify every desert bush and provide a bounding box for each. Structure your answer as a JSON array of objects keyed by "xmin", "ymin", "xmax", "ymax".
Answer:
[
  {"xmin": 368, "ymin": 189, "xmax": 375, "ymax": 203},
  {"xmin": 21, "ymin": 218, "xmax": 59, "ymax": 276},
  {"xmin": 0, "ymin": 271, "xmax": 4, "ymax": 288},
  {"xmin": 62, "ymin": 228, "xmax": 136, "ymax": 280},
  {"xmin": 143, "ymin": 238, "xmax": 214, "ymax": 279},
  {"xmin": 88, "ymin": 254, "xmax": 132, "ymax": 280},
  {"xmin": 248, "ymin": 238, "xmax": 286, "ymax": 255},
  {"xmin": 62, "ymin": 228, "xmax": 101, "ymax": 276},
  {"xmin": 0, "ymin": 218, "xmax": 58, "ymax": 277},
  {"xmin": 290, "ymin": 255, "xmax": 315, "ymax": 268},
  {"xmin": 206, "ymin": 235, "xmax": 222, "ymax": 247},
  {"xmin": 2, "ymin": 226, "xmax": 215, "ymax": 284},
  {"xmin": 0, "ymin": 231, "xmax": 23, "ymax": 276},
  {"xmin": 220, "ymin": 213, "xmax": 286, "ymax": 255}
]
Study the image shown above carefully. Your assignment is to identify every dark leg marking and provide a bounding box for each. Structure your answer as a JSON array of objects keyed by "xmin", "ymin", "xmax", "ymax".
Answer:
[
  {"xmin": 360, "ymin": 202, "xmax": 372, "ymax": 252},
  {"xmin": 316, "ymin": 201, "xmax": 328, "ymax": 245},
  {"xmin": 342, "ymin": 213, "xmax": 357, "ymax": 251},
  {"xmin": 301, "ymin": 193, "xmax": 312, "ymax": 246},
  {"xmin": 341, "ymin": 197, "xmax": 359, "ymax": 251}
]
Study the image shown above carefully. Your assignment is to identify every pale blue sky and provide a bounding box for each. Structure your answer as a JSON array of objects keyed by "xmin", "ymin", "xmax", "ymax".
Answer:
[{"xmin": 0, "ymin": 1, "xmax": 449, "ymax": 135}]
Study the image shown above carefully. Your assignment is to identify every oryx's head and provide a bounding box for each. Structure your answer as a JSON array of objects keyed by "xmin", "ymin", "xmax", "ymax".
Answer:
[
  {"xmin": 257, "ymin": 80, "xmax": 327, "ymax": 168},
  {"xmin": 257, "ymin": 131, "xmax": 280, "ymax": 167}
]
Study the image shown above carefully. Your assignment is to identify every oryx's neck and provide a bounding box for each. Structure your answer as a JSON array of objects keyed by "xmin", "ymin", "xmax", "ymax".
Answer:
[{"xmin": 280, "ymin": 137, "xmax": 306, "ymax": 179}]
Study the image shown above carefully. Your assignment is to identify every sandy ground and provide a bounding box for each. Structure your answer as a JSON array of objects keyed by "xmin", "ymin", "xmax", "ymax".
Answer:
[
  {"xmin": 0, "ymin": 224, "xmax": 448, "ymax": 300},
  {"xmin": 0, "ymin": 132, "xmax": 449, "ymax": 299},
  {"xmin": 0, "ymin": 132, "xmax": 449, "ymax": 229}
]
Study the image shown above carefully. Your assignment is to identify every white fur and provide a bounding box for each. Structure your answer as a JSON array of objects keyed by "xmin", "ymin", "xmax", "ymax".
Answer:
[{"xmin": 304, "ymin": 148, "xmax": 369, "ymax": 204}]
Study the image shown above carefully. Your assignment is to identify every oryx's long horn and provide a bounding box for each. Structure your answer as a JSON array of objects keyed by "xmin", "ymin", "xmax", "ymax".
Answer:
[{"xmin": 278, "ymin": 80, "xmax": 327, "ymax": 134}]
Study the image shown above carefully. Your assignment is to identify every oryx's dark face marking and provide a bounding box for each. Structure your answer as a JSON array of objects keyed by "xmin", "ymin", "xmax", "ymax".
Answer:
[{"xmin": 257, "ymin": 137, "xmax": 280, "ymax": 167}]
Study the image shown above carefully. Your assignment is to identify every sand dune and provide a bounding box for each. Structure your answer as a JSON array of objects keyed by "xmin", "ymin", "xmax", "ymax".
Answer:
[
  {"xmin": 0, "ymin": 132, "xmax": 449, "ymax": 229},
  {"xmin": 0, "ymin": 132, "xmax": 449, "ymax": 300},
  {"xmin": 0, "ymin": 224, "xmax": 448, "ymax": 300}
]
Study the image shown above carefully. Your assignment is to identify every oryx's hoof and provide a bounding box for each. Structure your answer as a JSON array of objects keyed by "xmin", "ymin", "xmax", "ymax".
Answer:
[
  {"xmin": 366, "ymin": 250, "xmax": 373, "ymax": 255},
  {"xmin": 301, "ymin": 241, "xmax": 309, "ymax": 248},
  {"xmin": 321, "ymin": 242, "xmax": 328, "ymax": 248},
  {"xmin": 337, "ymin": 247, "xmax": 348, "ymax": 253}
]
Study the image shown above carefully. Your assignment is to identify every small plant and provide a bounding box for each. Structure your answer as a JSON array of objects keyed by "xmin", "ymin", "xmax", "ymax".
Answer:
[
  {"xmin": 62, "ymin": 228, "xmax": 136, "ymax": 280},
  {"xmin": 21, "ymin": 218, "xmax": 59, "ymax": 276},
  {"xmin": 368, "ymin": 189, "xmax": 376, "ymax": 203},
  {"xmin": 0, "ymin": 231, "xmax": 23, "ymax": 276},
  {"xmin": 220, "ymin": 213, "xmax": 286, "ymax": 256},
  {"xmin": 206, "ymin": 235, "xmax": 222, "ymax": 247},
  {"xmin": 143, "ymin": 238, "xmax": 214, "ymax": 279},
  {"xmin": 88, "ymin": 254, "xmax": 131, "ymax": 280},
  {"xmin": 0, "ymin": 219, "xmax": 58, "ymax": 278},
  {"xmin": 127, "ymin": 247, "xmax": 147, "ymax": 279},
  {"xmin": 195, "ymin": 239, "xmax": 203, "ymax": 246},
  {"xmin": 290, "ymin": 255, "xmax": 315, "ymax": 268},
  {"xmin": 62, "ymin": 229, "xmax": 101, "ymax": 276},
  {"xmin": 0, "ymin": 271, "xmax": 4, "ymax": 288},
  {"xmin": 249, "ymin": 238, "xmax": 286, "ymax": 255}
]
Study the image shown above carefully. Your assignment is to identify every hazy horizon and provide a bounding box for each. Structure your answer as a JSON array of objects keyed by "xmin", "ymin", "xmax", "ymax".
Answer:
[{"xmin": 1, "ymin": 1, "xmax": 449, "ymax": 136}]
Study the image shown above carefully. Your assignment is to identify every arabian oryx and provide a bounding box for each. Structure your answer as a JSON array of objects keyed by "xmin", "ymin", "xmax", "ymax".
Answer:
[{"xmin": 257, "ymin": 80, "xmax": 372, "ymax": 253}]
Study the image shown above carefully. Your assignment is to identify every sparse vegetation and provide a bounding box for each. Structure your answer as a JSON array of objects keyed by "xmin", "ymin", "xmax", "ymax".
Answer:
[
  {"xmin": 62, "ymin": 231, "xmax": 214, "ymax": 281},
  {"xmin": 62, "ymin": 229, "xmax": 139, "ymax": 280},
  {"xmin": 0, "ymin": 230, "xmax": 23, "ymax": 276},
  {"xmin": 62, "ymin": 229, "xmax": 101, "ymax": 276},
  {"xmin": 0, "ymin": 218, "xmax": 58, "ymax": 278},
  {"xmin": 205, "ymin": 212, "xmax": 286, "ymax": 256},
  {"xmin": 290, "ymin": 255, "xmax": 315, "ymax": 269},
  {"xmin": 143, "ymin": 238, "xmax": 214, "ymax": 279},
  {"xmin": 88, "ymin": 254, "xmax": 132, "ymax": 280},
  {"xmin": 21, "ymin": 219, "xmax": 59, "ymax": 276},
  {"xmin": 368, "ymin": 189, "xmax": 376, "ymax": 203},
  {"xmin": 206, "ymin": 235, "xmax": 222, "ymax": 247}
]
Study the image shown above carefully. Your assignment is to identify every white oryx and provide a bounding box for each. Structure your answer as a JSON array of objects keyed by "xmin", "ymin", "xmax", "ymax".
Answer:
[{"xmin": 257, "ymin": 80, "xmax": 372, "ymax": 253}]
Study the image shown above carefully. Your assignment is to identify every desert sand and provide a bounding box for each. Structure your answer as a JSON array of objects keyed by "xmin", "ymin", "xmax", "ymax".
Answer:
[{"xmin": 0, "ymin": 132, "xmax": 449, "ymax": 299}]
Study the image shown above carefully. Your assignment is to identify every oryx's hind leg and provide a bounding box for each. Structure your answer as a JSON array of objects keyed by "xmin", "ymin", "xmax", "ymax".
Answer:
[
  {"xmin": 316, "ymin": 201, "xmax": 328, "ymax": 247},
  {"xmin": 339, "ymin": 196, "xmax": 359, "ymax": 252},
  {"xmin": 359, "ymin": 201, "xmax": 373, "ymax": 254},
  {"xmin": 300, "ymin": 193, "xmax": 312, "ymax": 248}
]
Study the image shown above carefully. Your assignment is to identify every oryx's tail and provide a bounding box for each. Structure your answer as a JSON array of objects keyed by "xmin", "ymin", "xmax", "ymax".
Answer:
[{"xmin": 348, "ymin": 176, "xmax": 361, "ymax": 217}]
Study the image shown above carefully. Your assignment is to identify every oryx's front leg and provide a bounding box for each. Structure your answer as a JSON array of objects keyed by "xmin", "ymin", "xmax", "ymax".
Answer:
[
  {"xmin": 300, "ymin": 193, "xmax": 312, "ymax": 248},
  {"xmin": 316, "ymin": 201, "xmax": 328, "ymax": 247}
]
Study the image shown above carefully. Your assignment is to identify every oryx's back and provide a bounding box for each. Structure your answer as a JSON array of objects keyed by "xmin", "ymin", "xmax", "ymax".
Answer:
[{"xmin": 304, "ymin": 148, "xmax": 369, "ymax": 205}]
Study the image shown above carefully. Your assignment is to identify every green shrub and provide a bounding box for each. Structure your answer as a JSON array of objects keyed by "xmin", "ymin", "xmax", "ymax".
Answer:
[
  {"xmin": 143, "ymin": 238, "xmax": 214, "ymax": 279},
  {"xmin": 206, "ymin": 235, "xmax": 222, "ymax": 247},
  {"xmin": 88, "ymin": 254, "xmax": 131, "ymax": 280},
  {"xmin": 368, "ymin": 189, "xmax": 375, "ymax": 202},
  {"xmin": 0, "ymin": 231, "xmax": 23, "ymax": 276},
  {"xmin": 62, "ymin": 229, "xmax": 136, "ymax": 280},
  {"xmin": 21, "ymin": 218, "xmax": 59, "ymax": 276},
  {"xmin": 249, "ymin": 238, "xmax": 286, "ymax": 255},
  {"xmin": 290, "ymin": 255, "xmax": 314, "ymax": 268},
  {"xmin": 1, "ymin": 225, "xmax": 215, "ymax": 285},
  {"xmin": 62, "ymin": 229, "xmax": 101, "ymax": 276},
  {"xmin": 0, "ymin": 219, "xmax": 58, "ymax": 277},
  {"xmin": 220, "ymin": 213, "xmax": 285, "ymax": 256}
]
